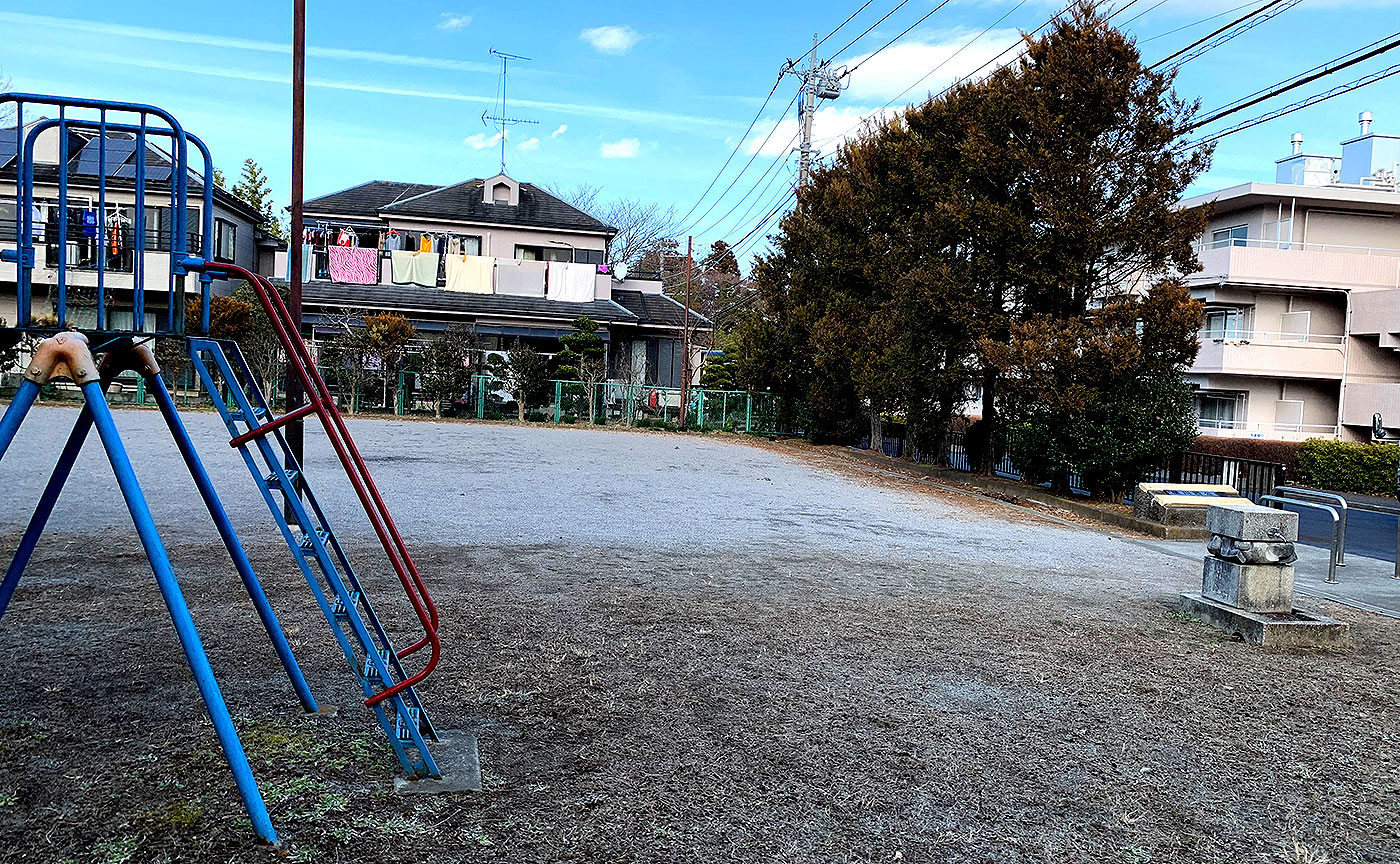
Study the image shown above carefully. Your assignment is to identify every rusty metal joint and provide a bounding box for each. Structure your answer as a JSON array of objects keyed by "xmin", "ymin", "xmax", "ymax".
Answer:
[
  {"xmin": 22, "ymin": 331, "xmax": 100, "ymax": 386},
  {"xmin": 97, "ymin": 339, "xmax": 162, "ymax": 383}
]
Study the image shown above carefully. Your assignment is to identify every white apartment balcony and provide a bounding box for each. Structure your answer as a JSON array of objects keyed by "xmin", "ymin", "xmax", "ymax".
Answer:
[
  {"xmin": 1196, "ymin": 418, "xmax": 1340, "ymax": 442},
  {"xmin": 1191, "ymin": 239, "xmax": 1400, "ymax": 292},
  {"xmin": 1193, "ymin": 329, "xmax": 1346, "ymax": 380}
]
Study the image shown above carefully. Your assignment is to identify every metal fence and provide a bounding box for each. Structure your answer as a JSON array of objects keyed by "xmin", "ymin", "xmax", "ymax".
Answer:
[{"xmin": 866, "ymin": 425, "xmax": 1287, "ymax": 503}]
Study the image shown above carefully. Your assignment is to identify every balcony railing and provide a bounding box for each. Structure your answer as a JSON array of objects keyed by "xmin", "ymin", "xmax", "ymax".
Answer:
[
  {"xmin": 1194, "ymin": 237, "xmax": 1400, "ymax": 258},
  {"xmin": 1199, "ymin": 328, "xmax": 1345, "ymax": 345},
  {"xmin": 1197, "ymin": 418, "xmax": 1340, "ymax": 439}
]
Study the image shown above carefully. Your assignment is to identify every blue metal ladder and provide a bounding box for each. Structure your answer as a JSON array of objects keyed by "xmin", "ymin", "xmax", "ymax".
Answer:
[{"xmin": 186, "ymin": 337, "xmax": 439, "ymax": 779}]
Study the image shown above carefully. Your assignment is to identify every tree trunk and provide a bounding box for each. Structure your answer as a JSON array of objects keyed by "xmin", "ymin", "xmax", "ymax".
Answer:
[
  {"xmin": 435, "ymin": 401, "xmax": 442, "ymax": 419},
  {"xmin": 977, "ymin": 366, "xmax": 997, "ymax": 475},
  {"xmin": 869, "ymin": 409, "xmax": 883, "ymax": 454},
  {"xmin": 516, "ymin": 396, "xmax": 526, "ymax": 422}
]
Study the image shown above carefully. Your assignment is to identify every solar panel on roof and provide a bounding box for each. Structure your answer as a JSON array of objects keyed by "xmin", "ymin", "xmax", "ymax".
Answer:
[
  {"xmin": 73, "ymin": 137, "xmax": 139, "ymax": 176},
  {"xmin": 114, "ymin": 163, "xmax": 173, "ymax": 182}
]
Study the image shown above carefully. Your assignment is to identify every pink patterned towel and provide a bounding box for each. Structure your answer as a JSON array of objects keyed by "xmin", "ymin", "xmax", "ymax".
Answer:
[{"xmin": 328, "ymin": 245, "xmax": 380, "ymax": 285}]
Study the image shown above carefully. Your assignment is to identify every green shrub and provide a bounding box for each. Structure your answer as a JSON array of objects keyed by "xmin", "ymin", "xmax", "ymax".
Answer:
[
  {"xmin": 1296, "ymin": 439, "xmax": 1399, "ymax": 496},
  {"xmin": 561, "ymin": 416, "xmax": 577, "ymax": 425},
  {"xmin": 526, "ymin": 412, "xmax": 547, "ymax": 423},
  {"xmin": 593, "ymin": 416, "xmax": 606, "ymax": 425}
]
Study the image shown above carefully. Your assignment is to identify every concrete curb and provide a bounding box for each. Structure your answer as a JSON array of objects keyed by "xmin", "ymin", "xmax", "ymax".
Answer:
[{"xmin": 803, "ymin": 445, "xmax": 1210, "ymax": 541}]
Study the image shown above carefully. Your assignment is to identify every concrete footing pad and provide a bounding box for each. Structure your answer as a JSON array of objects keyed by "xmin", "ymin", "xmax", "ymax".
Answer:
[
  {"xmin": 395, "ymin": 731, "xmax": 482, "ymax": 795},
  {"xmin": 1179, "ymin": 593, "xmax": 1351, "ymax": 649}
]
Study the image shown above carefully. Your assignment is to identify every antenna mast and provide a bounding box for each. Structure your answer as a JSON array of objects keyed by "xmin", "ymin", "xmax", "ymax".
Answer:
[{"xmin": 482, "ymin": 48, "xmax": 538, "ymax": 175}]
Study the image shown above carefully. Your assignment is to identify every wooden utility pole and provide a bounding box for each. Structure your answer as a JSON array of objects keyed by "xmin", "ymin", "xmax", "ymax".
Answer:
[
  {"xmin": 679, "ymin": 235, "xmax": 693, "ymax": 428},
  {"xmin": 285, "ymin": 0, "xmax": 306, "ymax": 506}
]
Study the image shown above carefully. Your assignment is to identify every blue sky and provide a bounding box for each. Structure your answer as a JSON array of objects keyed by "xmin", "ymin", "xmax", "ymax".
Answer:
[{"xmin": 2, "ymin": 0, "xmax": 1399, "ymax": 262}]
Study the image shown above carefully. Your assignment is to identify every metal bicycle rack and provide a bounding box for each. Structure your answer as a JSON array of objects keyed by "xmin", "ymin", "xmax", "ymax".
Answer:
[
  {"xmin": 0, "ymin": 94, "xmax": 443, "ymax": 845},
  {"xmin": 1260, "ymin": 494, "xmax": 1342, "ymax": 584}
]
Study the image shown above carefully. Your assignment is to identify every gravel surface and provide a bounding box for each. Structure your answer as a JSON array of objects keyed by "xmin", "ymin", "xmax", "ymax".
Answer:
[{"xmin": 0, "ymin": 405, "xmax": 1396, "ymax": 863}]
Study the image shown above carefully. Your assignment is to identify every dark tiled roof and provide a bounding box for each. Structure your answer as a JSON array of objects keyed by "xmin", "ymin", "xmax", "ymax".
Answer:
[
  {"xmin": 297, "ymin": 280, "xmax": 638, "ymax": 324},
  {"xmin": 382, "ymin": 181, "xmax": 616, "ymax": 234},
  {"xmin": 304, "ymin": 180, "xmax": 440, "ymax": 219},
  {"xmin": 610, "ymin": 288, "xmax": 711, "ymax": 328}
]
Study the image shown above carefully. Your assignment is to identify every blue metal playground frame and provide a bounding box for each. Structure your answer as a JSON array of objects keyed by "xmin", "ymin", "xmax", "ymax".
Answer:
[{"xmin": 0, "ymin": 94, "xmax": 443, "ymax": 846}]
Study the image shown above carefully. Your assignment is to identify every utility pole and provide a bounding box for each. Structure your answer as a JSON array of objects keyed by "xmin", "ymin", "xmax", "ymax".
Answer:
[
  {"xmin": 798, "ymin": 35, "xmax": 818, "ymax": 188},
  {"xmin": 785, "ymin": 35, "xmax": 848, "ymax": 188},
  {"xmin": 679, "ymin": 236, "xmax": 693, "ymax": 428},
  {"xmin": 286, "ymin": 0, "xmax": 306, "ymax": 499}
]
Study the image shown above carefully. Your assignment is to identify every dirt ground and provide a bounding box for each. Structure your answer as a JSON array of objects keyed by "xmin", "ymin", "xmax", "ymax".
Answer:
[{"xmin": 0, "ymin": 406, "xmax": 1397, "ymax": 863}]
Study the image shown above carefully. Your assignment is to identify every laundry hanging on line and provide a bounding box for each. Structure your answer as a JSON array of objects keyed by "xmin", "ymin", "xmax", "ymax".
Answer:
[
  {"xmin": 444, "ymin": 254, "xmax": 494, "ymax": 294},
  {"xmin": 328, "ymin": 245, "xmax": 378, "ymax": 285}
]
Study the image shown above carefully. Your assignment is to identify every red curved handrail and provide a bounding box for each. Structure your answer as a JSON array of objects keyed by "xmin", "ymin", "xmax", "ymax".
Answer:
[{"xmin": 205, "ymin": 263, "xmax": 437, "ymax": 708}]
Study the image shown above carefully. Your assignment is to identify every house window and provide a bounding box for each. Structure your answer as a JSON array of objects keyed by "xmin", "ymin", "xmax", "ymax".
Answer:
[
  {"xmin": 573, "ymin": 248, "xmax": 604, "ymax": 266},
  {"xmin": 515, "ymin": 244, "xmax": 571, "ymax": 262},
  {"xmin": 1195, "ymin": 394, "xmax": 1239, "ymax": 429},
  {"xmin": 1203, "ymin": 307, "xmax": 1246, "ymax": 340},
  {"xmin": 1211, "ymin": 225, "xmax": 1248, "ymax": 248},
  {"xmin": 492, "ymin": 183, "xmax": 511, "ymax": 202},
  {"xmin": 214, "ymin": 218, "xmax": 237, "ymax": 263}
]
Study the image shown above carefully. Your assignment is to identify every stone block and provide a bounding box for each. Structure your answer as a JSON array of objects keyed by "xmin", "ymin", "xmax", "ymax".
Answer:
[
  {"xmin": 1178, "ymin": 593, "xmax": 1351, "ymax": 649},
  {"xmin": 1133, "ymin": 483, "xmax": 1244, "ymax": 527},
  {"xmin": 1201, "ymin": 555, "xmax": 1294, "ymax": 613},
  {"xmin": 1205, "ymin": 502, "xmax": 1298, "ymax": 542}
]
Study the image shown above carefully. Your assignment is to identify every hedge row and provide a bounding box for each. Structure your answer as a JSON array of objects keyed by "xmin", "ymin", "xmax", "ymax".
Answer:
[
  {"xmin": 1191, "ymin": 435, "xmax": 1302, "ymax": 477},
  {"xmin": 1295, "ymin": 438, "xmax": 1399, "ymax": 497}
]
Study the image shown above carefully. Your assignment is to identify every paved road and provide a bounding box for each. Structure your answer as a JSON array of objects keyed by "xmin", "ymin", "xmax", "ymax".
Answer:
[{"xmin": 1295, "ymin": 504, "xmax": 1397, "ymax": 566}]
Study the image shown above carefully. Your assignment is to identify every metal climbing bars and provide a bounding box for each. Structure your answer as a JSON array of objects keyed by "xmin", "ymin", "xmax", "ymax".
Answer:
[{"xmin": 0, "ymin": 94, "xmax": 445, "ymax": 847}]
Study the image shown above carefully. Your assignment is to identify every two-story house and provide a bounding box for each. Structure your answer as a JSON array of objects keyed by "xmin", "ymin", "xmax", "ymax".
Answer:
[
  {"xmin": 0, "ymin": 119, "xmax": 279, "ymax": 333},
  {"xmin": 292, "ymin": 174, "xmax": 707, "ymax": 388},
  {"xmin": 1180, "ymin": 112, "xmax": 1400, "ymax": 442}
]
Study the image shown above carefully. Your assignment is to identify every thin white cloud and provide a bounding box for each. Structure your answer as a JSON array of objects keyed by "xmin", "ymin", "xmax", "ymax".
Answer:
[
  {"xmin": 518, "ymin": 137, "xmax": 540, "ymax": 152},
  {"xmin": 580, "ymin": 25, "xmax": 643, "ymax": 56},
  {"xmin": 551, "ymin": 124, "xmax": 568, "ymax": 138},
  {"xmin": 1, "ymin": 45, "xmax": 734, "ymax": 135},
  {"xmin": 841, "ymin": 30, "xmax": 1023, "ymax": 103},
  {"xmin": 600, "ymin": 138, "xmax": 641, "ymax": 159},
  {"xmin": 465, "ymin": 131, "xmax": 504, "ymax": 149},
  {"xmin": 437, "ymin": 13, "xmax": 472, "ymax": 32},
  {"xmin": 0, "ymin": 11, "xmax": 499, "ymax": 75}
]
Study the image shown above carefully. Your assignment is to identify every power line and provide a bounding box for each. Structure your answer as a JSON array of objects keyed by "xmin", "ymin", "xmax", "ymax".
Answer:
[
  {"xmin": 1189, "ymin": 31, "xmax": 1400, "ymax": 131},
  {"xmin": 674, "ymin": 74, "xmax": 788, "ymax": 229},
  {"xmin": 695, "ymin": 132, "xmax": 799, "ymax": 238},
  {"xmin": 829, "ymin": 0, "xmax": 916, "ymax": 61},
  {"xmin": 1136, "ymin": 0, "xmax": 1257, "ymax": 45},
  {"xmin": 845, "ymin": 0, "xmax": 955, "ymax": 75},
  {"xmin": 1151, "ymin": 0, "xmax": 1302, "ymax": 70},
  {"xmin": 677, "ymin": 88, "xmax": 802, "ymax": 234},
  {"xmin": 1185, "ymin": 61, "xmax": 1400, "ymax": 148},
  {"xmin": 813, "ymin": 0, "xmax": 880, "ymax": 53},
  {"xmin": 1116, "ymin": 0, "xmax": 1174, "ymax": 29}
]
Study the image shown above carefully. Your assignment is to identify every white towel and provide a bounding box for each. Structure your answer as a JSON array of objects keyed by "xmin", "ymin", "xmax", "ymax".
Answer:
[
  {"xmin": 390, "ymin": 249, "xmax": 415, "ymax": 284},
  {"xmin": 409, "ymin": 251, "xmax": 440, "ymax": 288},
  {"xmin": 559, "ymin": 262, "xmax": 597, "ymax": 303},
  {"xmin": 444, "ymin": 254, "xmax": 494, "ymax": 293},
  {"xmin": 496, "ymin": 258, "xmax": 547, "ymax": 297}
]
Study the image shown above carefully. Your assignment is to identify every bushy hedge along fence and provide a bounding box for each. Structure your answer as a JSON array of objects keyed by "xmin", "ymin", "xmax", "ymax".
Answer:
[{"xmin": 1296, "ymin": 439, "xmax": 1400, "ymax": 497}]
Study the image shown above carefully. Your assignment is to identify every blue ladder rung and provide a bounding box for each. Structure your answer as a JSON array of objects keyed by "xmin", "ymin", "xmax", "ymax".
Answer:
[
  {"xmin": 395, "ymin": 706, "xmax": 422, "ymax": 742},
  {"xmin": 228, "ymin": 406, "xmax": 268, "ymax": 424},
  {"xmin": 265, "ymin": 469, "xmax": 300, "ymax": 489},
  {"xmin": 297, "ymin": 528, "xmax": 330, "ymax": 552},
  {"xmin": 363, "ymin": 649, "xmax": 392, "ymax": 684},
  {"xmin": 331, "ymin": 590, "xmax": 360, "ymax": 621}
]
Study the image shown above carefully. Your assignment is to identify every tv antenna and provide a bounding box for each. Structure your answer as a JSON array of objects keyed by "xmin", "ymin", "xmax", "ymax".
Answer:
[{"xmin": 481, "ymin": 48, "xmax": 538, "ymax": 175}]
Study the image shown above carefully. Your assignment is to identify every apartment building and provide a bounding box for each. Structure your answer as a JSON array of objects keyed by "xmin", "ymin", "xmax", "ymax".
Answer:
[
  {"xmin": 1180, "ymin": 112, "xmax": 1400, "ymax": 442},
  {"xmin": 0, "ymin": 119, "xmax": 279, "ymax": 332},
  {"xmin": 293, "ymin": 174, "xmax": 707, "ymax": 388}
]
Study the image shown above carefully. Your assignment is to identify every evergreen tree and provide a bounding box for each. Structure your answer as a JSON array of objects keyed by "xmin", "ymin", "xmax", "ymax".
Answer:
[{"xmin": 230, "ymin": 158, "xmax": 285, "ymax": 240}]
